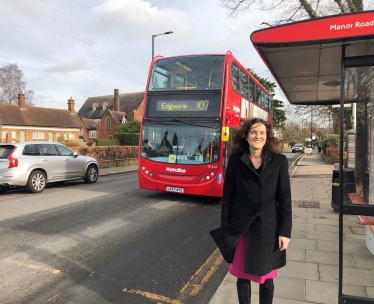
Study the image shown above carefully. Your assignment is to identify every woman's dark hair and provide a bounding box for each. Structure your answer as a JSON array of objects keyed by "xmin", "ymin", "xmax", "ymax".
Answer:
[
  {"xmin": 230, "ymin": 117, "xmax": 275, "ymax": 155},
  {"xmin": 269, "ymin": 137, "xmax": 282, "ymax": 153}
]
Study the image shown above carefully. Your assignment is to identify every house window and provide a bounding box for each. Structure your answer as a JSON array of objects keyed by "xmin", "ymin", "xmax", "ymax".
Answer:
[
  {"xmin": 2, "ymin": 131, "xmax": 16, "ymax": 138},
  {"xmin": 94, "ymin": 119, "xmax": 101, "ymax": 125},
  {"xmin": 32, "ymin": 132, "xmax": 45, "ymax": 139},
  {"xmin": 89, "ymin": 131, "xmax": 98, "ymax": 138},
  {"xmin": 108, "ymin": 135, "xmax": 113, "ymax": 140},
  {"xmin": 106, "ymin": 117, "xmax": 111, "ymax": 129},
  {"xmin": 65, "ymin": 133, "xmax": 75, "ymax": 140}
]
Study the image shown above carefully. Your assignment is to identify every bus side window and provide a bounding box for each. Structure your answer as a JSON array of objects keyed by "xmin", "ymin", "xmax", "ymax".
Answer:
[
  {"xmin": 248, "ymin": 78, "xmax": 255, "ymax": 102},
  {"xmin": 231, "ymin": 63, "xmax": 240, "ymax": 92},
  {"xmin": 256, "ymin": 85, "xmax": 263, "ymax": 107},
  {"xmin": 240, "ymin": 69, "xmax": 249, "ymax": 97}
]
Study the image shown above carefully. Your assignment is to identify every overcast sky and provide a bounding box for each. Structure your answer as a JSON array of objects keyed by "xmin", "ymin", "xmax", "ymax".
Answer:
[{"xmin": 0, "ymin": 0, "xmax": 283, "ymax": 111}]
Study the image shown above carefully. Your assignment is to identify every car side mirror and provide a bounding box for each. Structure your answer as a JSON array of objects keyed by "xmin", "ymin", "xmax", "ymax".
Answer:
[{"xmin": 73, "ymin": 152, "xmax": 79, "ymax": 158}]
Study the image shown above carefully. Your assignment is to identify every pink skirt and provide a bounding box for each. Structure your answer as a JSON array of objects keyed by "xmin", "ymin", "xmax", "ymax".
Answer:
[{"xmin": 229, "ymin": 234, "xmax": 277, "ymax": 284}]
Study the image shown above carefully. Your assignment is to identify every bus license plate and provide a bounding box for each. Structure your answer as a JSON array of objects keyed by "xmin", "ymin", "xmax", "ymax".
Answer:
[{"xmin": 166, "ymin": 186, "xmax": 184, "ymax": 193}]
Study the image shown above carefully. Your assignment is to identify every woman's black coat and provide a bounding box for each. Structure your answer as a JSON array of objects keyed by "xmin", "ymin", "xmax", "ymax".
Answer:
[{"xmin": 210, "ymin": 149, "xmax": 292, "ymax": 276}]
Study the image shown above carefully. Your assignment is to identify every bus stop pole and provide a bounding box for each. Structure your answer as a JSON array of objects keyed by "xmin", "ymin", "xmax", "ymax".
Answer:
[{"xmin": 338, "ymin": 45, "xmax": 346, "ymax": 304}]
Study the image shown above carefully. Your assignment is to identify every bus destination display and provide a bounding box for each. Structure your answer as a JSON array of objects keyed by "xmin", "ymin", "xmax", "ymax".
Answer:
[{"xmin": 156, "ymin": 100, "xmax": 209, "ymax": 112}]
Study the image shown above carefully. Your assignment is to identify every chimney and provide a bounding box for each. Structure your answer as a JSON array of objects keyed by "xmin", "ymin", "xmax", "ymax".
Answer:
[
  {"xmin": 18, "ymin": 91, "xmax": 26, "ymax": 108},
  {"xmin": 113, "ymin": 89, "xmax": 120, "ymax": 111},
  {"xmin": 68, "ymin": 97, "xmax": 76, "ymax": 113}
]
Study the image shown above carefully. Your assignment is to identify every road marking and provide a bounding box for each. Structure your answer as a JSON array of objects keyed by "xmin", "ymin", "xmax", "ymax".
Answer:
[
  {"xmin": 4, "ymin": 258, "xmax": 61, "ymax": 274},
  {"xmin": 292, "ymin": 154, "xmax": 304, "ymax": 167},
  {"xmin": 179, "ymin": 248, "xmax": 223, "ymax": 296},
  {"xmin": 122, "ymin": 248, "xmax": 223, "ymax": 303},
  {"xmin": 122, "ymin": 289, "xmax": 181, "ymax": 304}
]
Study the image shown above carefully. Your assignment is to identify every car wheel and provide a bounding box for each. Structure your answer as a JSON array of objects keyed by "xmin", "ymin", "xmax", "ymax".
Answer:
[
  {"xmin": 26, "ymin": 170, "xmax": 46, "ymax": 193},
  {"xmin": 0, "ymin": 186, "xmax": 9, "ymax": 193},
  {"xmin": 84, "ymin": 165, "xmax": 98, "ymax": 183}
]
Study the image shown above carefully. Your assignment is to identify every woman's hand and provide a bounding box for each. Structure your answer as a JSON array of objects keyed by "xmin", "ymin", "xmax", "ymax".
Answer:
[{"xmin": 279, "ymin": 236, "xmax": 290, "ymax": 251}]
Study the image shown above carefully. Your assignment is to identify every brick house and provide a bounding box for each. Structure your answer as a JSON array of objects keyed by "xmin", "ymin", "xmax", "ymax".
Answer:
[
  {"xmin": 81, "ymin": 118, "xmax": 98, "ymax": 141},
  {"xmin": 77, "ymin": 89, "xmax": 143, "ymax": 141},
  {"xmin": 0, "ymin": 92, "xmax": 84, "ymax": 143}
]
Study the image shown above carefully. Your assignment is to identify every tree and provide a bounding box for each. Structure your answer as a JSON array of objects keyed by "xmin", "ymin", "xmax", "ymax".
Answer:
[
  {"xmin": 220, "ymin": 0, "xmax": 366, "ymax": 20},
  {"xmin": 282, "ymin": 121, "xmax": 301, "ymax": 144},
  {"xmin": 247, "ymin": 68, "xmax": 286, "ymax": 130},
  {"xmin": 115, "ymin": 119, "xmax": 140, "ymax": 134},
  {"xmin": 0, "ymin": 63, "xmax": 34, "ymax": 105}
]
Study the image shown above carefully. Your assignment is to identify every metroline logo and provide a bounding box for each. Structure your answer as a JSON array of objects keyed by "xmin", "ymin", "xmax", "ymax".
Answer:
[{"xmin": 166, "ymin": 167, "xmax": 187, "ymax": 173}]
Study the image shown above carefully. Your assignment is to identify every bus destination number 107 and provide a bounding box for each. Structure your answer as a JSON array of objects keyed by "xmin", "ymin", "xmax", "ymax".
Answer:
[{"xmin": 156, "ymin": 100, "xmax": 209, "ymax": 112}]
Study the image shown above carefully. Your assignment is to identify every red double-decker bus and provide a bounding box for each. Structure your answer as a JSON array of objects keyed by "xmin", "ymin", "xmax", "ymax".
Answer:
[{"xmin": 138, "ymin": 52, "xmax": 273, "ymax": 197}]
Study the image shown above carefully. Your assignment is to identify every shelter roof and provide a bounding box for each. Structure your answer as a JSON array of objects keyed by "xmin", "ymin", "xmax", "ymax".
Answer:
[{"xmin": 251, "ymin": 11, "xmax": 374, "ymax": 105}]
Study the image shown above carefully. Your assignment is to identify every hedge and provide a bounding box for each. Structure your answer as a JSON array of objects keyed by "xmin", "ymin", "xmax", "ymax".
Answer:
[
  {"xmin": 95, "ymin": 139, "xmax": 117, "ymax": 146},
  {"xmin": 117, "ymin": 133, "xmax": 139, "ymax": 146}
]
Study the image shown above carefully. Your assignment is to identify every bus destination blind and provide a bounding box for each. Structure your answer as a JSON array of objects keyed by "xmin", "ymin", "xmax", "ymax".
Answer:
[{"xmin": 156, "ymin": 100, "xmax": 209, "ymax": 112}]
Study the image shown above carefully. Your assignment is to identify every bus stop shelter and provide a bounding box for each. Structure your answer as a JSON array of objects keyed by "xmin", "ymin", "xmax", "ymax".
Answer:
[{"xmin": 251, "ymin": 10, "xmax": 374, "ymax": 304}]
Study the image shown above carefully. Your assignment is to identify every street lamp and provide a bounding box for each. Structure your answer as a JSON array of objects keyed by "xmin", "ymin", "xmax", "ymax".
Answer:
[{"xmin": 152, "ymin": 31, "xmax": 173, "ymax": 59}]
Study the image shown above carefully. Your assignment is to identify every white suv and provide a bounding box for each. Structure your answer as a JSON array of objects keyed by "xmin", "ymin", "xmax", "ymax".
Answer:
[{"xmin": 0, "ymin": 142, "xmax": 99, "ymax": 193}]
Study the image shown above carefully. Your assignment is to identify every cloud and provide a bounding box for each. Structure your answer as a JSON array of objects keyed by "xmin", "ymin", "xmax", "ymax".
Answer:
[
  {"xmin": 44, "ymin": 58, "xmax": 88, "ymax": 73},
  {"xmin": 93, "ymin": 0, "xmax": 192, "ymax": 39},
  {"xmin": 0, "ymin": 0, "xmax": 50, "ymax": 19}
]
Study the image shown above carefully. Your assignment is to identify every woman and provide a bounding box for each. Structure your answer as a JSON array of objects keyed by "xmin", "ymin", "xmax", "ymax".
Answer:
[{"xmin": 211, "ymin": 118, "xmax": 292, "ymax": 304}]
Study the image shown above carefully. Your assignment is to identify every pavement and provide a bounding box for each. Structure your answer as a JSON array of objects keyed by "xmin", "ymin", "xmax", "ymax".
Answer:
[
  {"xmin": 209, "ymin": 151, "xmax": 374, "ymax": 304},
  {"xmin": 98, "ymin": 164, "xmax": 138, "ymax": 176},
  {"xmin": 98, "ymin": 154, "xmax": 374, "ymax": 304}
]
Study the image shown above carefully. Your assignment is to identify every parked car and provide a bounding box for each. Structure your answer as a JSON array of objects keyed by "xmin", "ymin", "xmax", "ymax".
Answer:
[
  {"xmin": 292, "ymin": 144, "xmax": 305, "ymax": 153},
  {"xmin": 0, "ymin": 142, "xmax": 99, "ymax": 193}
]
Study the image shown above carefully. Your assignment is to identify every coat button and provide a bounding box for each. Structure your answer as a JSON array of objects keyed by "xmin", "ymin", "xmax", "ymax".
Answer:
[{"xmin": 248, "ymin": 180, "xmax": 252, "ymax": 183}]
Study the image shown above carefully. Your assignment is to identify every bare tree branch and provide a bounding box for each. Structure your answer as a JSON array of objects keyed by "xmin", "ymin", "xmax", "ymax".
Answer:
[
  {"xmin": 334, "ymin": 0, "xmax": 348, "ymax": 13},
  {"xmin": 300, "ymin": 0, "xmax": 318, "ymax": 18},
  {"xmin": 0, "ymin": 63, "xmax": 34, "ymax": 105},
  {"xmin": 346, "ymin": 0, "xmax": 358, "ymax": 11}
]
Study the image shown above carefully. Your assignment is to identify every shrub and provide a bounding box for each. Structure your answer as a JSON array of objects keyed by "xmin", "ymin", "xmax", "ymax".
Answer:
[
  {"xmin": 321, "ymin": 134, "xmax": 339, "ymax": 155},
  {"xmin": 95, "ymin": 139, "xmax": 117, "ymax": 146},
  {"xmin": 87, "ymin": 139, "xmax": 96, "ymax": 147},
  {"xmin": 118, "ymin": 133, "xmax": 139, "ymax": 146},
  {"xmin": 64, "ymin": 141, "xmax": 86, "ymax": 148}
]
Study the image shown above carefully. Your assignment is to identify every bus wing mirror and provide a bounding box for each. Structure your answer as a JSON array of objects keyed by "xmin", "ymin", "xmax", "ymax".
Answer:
[{"xmin": 221, "ymin": 126, "xmax": 229, "ymax": 142}]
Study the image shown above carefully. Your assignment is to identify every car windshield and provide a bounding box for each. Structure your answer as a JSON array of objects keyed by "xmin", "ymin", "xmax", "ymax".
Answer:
[
  {"xmin": 141, "ymin": 120, "xmax": 220, "ymax": 164},
  {"xmin": 148, "ymin": 55, "xmax": 225, "ymax": 91},
  {"xmin": 294, "ymin": 144, "xmax": 303, "ymax": 147}
]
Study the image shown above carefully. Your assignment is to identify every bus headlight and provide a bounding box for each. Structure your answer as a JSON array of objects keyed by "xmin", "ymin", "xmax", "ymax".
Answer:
[
  {"xmin": 199, "ymin": 171, "xmax": 215, "ymax": 183},
  {"xmin": 141, "ymin": 166, "xmax": 155, "ymax": 179}
]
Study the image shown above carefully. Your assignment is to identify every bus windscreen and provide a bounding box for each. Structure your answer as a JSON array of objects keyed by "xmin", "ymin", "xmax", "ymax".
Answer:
[{"xmin": 148, "ymin": 55, "xmax": 225, "ymax": 91}]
